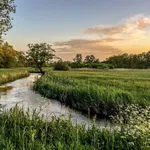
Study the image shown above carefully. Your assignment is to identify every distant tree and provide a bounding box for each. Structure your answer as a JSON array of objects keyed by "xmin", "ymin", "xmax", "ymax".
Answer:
[
  {"xmin": 94, "ymin": 58, "xmax": 100, "ymax": 63},
  {"xmin": 73, "ymin": 54, "xmax": 83, "ymax": 64},
  {"xmin": 54, "ymin": 60, "xmax": 70, "ymax": 71},
  {"xmin": 84, "ymin": 55, "xmax": 100, "ymax": 63},
  {"xmin": 16, "ymin": 51, "xmax": 27, "ymax": 67},
  {"xmin": 27, "ymin": 43, "xmax": 55, "ymax": 74},
  {"xmin": 105, "ymin": 51, "xmax": 150, "ymax": 69},
  {"xmin": 145, "ymin": 51, "xmax": 150, "ymax": 67},
  {"xmin": 0, "ymin": 0, "xmax": 16, "ymax": 40}
]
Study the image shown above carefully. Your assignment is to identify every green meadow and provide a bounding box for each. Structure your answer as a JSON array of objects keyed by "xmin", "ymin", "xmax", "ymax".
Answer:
[{"xmin": 34, "ymin": 69, "xmax": 150, "ymax": 118}]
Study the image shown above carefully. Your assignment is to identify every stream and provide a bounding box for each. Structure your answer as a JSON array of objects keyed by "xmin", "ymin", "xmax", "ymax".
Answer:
[{"xmin": 0, "ymin": 73, "xmax": 110, "ymax": 128}]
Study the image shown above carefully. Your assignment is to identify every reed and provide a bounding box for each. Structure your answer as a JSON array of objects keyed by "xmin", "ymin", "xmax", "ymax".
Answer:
[
  {"xmin": 34, "ymin": 70, "xmax": 150, "ymax": 118},
  {"xmin": 0, "ymin": 68, "xmax": 29, "ymax": 85},
  {"xmin": 0, "ymin": 105, "xmax": 149, "ymax": 150}
]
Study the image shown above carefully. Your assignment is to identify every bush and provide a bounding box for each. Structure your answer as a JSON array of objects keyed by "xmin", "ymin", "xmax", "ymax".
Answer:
[
  {"xmin": 70, "ymin": 63, "xmax": 85, "ymax": 68},
  {"xmin": 85, "ymin": 63, "xmax": 114, "ymax": 69},
  {"xmin": 70, "ymin": 63, "xmax": 114, "ymax": 69},
  {"xmin": 54, "ymin": 61, "xmax": 70, "ymax": 71}
]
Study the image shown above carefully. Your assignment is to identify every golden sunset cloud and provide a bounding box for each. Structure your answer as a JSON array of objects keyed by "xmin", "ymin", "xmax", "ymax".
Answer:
[{"xmin": 54, "ymin": 14, "xmax": 150, "ymax": 61}]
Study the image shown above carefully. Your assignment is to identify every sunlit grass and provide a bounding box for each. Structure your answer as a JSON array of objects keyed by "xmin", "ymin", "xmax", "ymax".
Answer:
[
  {"xmin": 34, "ymin": 70, "xmax": 150, "ymax": 118},
  {"xmin": 0, "ymin": 68, "xmax": 29, "ymax": 85}
]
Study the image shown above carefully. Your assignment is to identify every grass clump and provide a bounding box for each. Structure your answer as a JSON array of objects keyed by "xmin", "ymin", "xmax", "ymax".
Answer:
[
  {"xmin": 0, "ymin": 68, "xmax": 29, "ymax": 85},
  {"xmin": 34, "ymin": 70, "xmax": 150, "ymax": 118},
  {"xmin": 0, "ymin": 105, "xmax": 149, "ymax": 150}
]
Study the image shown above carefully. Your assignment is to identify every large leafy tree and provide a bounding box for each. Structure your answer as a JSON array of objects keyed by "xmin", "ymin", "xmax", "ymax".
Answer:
[
  {"xmin": 27, "ymin": 43, "xmax": 55, "ymax": 74},
  {"xmin": 0, "ymin": 42, "xmax": 16, "ymax": 67},
  {"xmin": 0, "ymin": 42, "xmax": 25, "ymax": 68},
  {"xmin": 0, "ymin": 0, "xmax": 16, "ymax": 40}
]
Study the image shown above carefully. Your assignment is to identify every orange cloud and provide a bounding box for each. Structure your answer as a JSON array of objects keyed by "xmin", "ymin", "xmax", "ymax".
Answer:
[
  {"xmin": 54, "ymin": 38, "xmax": 122, "ymax": 60},
  {"xmin": 54, "ymin": 14, "xmax": 150, "ymax": 61},
  {"xmin": 138, "ymin": 19, "xmax": 150, "ymax": 29},
  {"xmin": 84, "ymin": 25, "xmax": 126, "ymax": 35},
  {"xmin": 55, "ymin": 38, "xmax": 122, "ymax": 46},
  {"xmin": 84, "ymin": 14, "xmax": 150, "ymax": 37}
]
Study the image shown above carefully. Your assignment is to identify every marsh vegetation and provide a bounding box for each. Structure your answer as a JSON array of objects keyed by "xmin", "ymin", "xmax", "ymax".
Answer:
[
  {"xmin": 0, "ymin": 68, "xmax": 29, "ymax": 85},
  {"xmin": 34, "ymin": 70, "xmax": 150, "ymax": 118},
  {"xmin": 0, "ymin": 105, "xmax": 149, "ymax": 150}
]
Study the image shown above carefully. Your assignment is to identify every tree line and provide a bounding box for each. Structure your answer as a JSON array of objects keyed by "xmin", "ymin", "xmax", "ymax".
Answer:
[
  {"xmin": 104, "ymin": 52, "xmax": 150, "ymax": 69},
  {"xmin": 1, "ymin": 0, "xmax": 150, "ymax": 72},
  {"xmin": 1, "ymin": 40, "xmax": 150, "ymax": 71},
  {"xmin": 61, "ymin": 54, "xmax": 114, "ymax": 69}
]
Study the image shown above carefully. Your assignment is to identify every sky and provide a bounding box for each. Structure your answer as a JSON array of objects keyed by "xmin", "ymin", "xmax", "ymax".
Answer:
[{"xmin": 5, "ymin": 0, "xmax": 150, "ymax": 61}]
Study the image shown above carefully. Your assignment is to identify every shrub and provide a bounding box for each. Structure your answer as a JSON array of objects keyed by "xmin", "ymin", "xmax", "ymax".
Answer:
[
  {"xmin": 70, "ymin": 63, "xmax": 114, "ymax": 69},
  {"xmin": 85, "ymin": 63, "xmax": 114, "ymax": 69},
  {"xmin": 54, "ymin": 61, "xmax": 70, "ymax": 71},
  {"xmin": 70, "ymin": 63, "xmax": 85, "ymax": 68}
]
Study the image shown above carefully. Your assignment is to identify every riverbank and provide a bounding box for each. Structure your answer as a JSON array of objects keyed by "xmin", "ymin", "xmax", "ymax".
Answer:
[
  {"xmin": 0, "ymin": 73, "xmax": 104, "ymax": 127},
  {"xmin": 34, "ymin": 70, "xmax": 150, "ymax": 118},
  {"xmin": 0, "ymin": 105, "xmax": 149, "ymax": 150},
  {"xmin": 0, "ymin": 68, "xmax": 29, "ymax": 86}
]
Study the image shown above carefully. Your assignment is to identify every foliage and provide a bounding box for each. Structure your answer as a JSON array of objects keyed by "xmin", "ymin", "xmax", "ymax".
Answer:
[
  {"xmin": 111, "ymin": 105, "xmax": 150, "ymax": 149},
  {"xmin": 73, "ymin": 54, "xmax": 83, "ymax": 64},
  {"xmin": 54, "ymin": 61, "xmax": 70, "ymax": 71},
  {"xmin": 105, "ymin": 51, "xmax": 150, "ymax": 69},
  {"xmin": 69, "ymin": 62, "xmax": 85, "ymax": 68},
  {"xmin": 68, "ymin": 62, "xmax": 114, "ymax": 69},
  {"xmin": 62, "ymin": 54, "xmax": 112, "ymax": 69},
  {"xmin": 84, "ymin": 55, "xmax": 100, "ymax": 63},
  {"xmin": 0, "ymin": 42, "xmax": 27, "ymax": 68},
  {"xmin": 0, "ymin": 105, "xmax": 149, "ymax": 150},
  {"xmin": 27, "ymin": 43, "xmax": 55, "ymax": 74},
  {"xmin": 34, "ymin": 70, "xmax": 150, "ymax": 118},
  {"xmin": 0, "ymin": 0, "xmax": 16, "ymax": 40},
  {"xmin": 0, "ymin": 68, "xmax": 29, "ymax": 85},
  {"xmin": 85, "ymin": 63, "xmax": 114, "ymax": 69}
]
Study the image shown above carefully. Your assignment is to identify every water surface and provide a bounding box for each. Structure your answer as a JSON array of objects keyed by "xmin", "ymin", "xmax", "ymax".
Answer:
[{"xmin": 0, "ymin": 74, "xmax": 110, "ymax": 128}]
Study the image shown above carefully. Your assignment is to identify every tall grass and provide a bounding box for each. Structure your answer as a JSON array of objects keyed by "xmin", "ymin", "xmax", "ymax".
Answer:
[
  {"xmin": 0, "ymin": 105, "xmax": 149, "ymax": 150},
  {"xmin": 0, "ymin": 68, "xmax": 29, "ymax": 85},
  {"xmin": 34, "ymin": 70, "xmax": 150, "ymax": 118}
]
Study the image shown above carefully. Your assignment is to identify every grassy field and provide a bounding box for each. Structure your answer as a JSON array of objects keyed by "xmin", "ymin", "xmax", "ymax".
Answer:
[
  {"xmin": 0, "ymin": 105, "xmax": 149, "ymax": 150},
  {"xmin": 0, "ymin": 68, "xmax": 29, "ymax": 86},
  {"xmin": 34, "ymin": 70, "xmax": 150, "ymax": 118},
  {"xmin": 0, "ymin": 68, "xmax": 150, "ymax": 149}
]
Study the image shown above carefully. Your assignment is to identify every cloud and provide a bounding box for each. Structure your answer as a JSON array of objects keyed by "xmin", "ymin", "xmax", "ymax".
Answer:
[
  {"xmin": 54, "ymin": 14, "xmax": 150, "ymax": 60},
  {"xmin": 55, "ymin": 38, "xmax": 122, "ymax": 46},
  {"xmin": 54, "ymin": 38, "xmax": 122, "ymax": 60},
  {"xmin": 84, "ymin": 14, "xmax": 150, "ymax": 37},
  {"xmin": 127, "ymin": 14, "xmax": 150, "ymax": 28},
  {"xmin": 55, "ymin": 39, "xmax": 102, "ymax": 46},
  {"xmin": 84, "ymin": 25, "xmax": 126, "ymax": 35}
]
